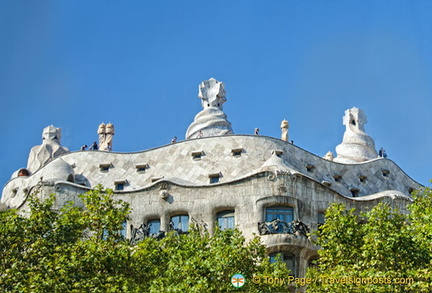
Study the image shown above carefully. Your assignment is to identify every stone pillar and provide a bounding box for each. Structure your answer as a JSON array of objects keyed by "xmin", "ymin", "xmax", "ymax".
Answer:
[
  {"xmin": 281, "ymin": 119, "xmax": 289, "ymax": 142},
  {"xmin": 98, "ymin": 123, "xmax": 106, "ymax": 148},
  {"xmin": 98, "ymin": 123, "xmax": 115, "ymax": 151}
]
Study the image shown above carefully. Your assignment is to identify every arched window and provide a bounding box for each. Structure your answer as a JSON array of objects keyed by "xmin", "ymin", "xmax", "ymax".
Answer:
[
  {"xmin": 265, "ymin": 206, "xmax": 294, "ymax": 223},
  {"xmin": 170, "ymin": 214, "xmax": 189, "ymax": 232},
  {"xmin": 147, "ymin": 219, "xmax": 161, "ymax": 235},
  {"xmin": 270, "ymin": 252, "xmax": 296, "ymax": 276},
  {"xmin": 120, "ymin": 221, "xmax": 127, "ymax": 238},
  {"xmin": 103, "ymin": 221, "xmax": 127, "ymax": 239},
  {"xmin": 317, "ymin": 212, "xmax": 325, "ymax": 228},
  {"xmin": 217, "ymin": 210, "xmax": 235, "ymax": 230}
]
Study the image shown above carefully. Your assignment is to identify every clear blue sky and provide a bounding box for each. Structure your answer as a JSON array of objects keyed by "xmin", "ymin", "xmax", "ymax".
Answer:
[{"xmin": 1, "ymin": 0, "xmax": 431, "ymax": 191}]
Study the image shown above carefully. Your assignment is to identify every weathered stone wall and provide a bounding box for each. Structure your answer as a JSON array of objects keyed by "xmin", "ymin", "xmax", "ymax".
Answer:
[
  {"xmin": 1, "ymin": 134, "xmax": 417, "ymax": 278},
  {"xmin": 2, "ymin": 135, "xmax": 420, "ymax": 209},
  {"xmin": 28, "ymin": 164, "xmax": 412, "ymax": 278}
]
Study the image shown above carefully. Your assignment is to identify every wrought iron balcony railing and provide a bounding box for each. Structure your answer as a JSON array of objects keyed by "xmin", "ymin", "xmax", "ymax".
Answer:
[
  {"xmin": 258, "ymin": 219, "xmax": 310, "ymax": 237},
  {"xmin": 129, "ymin": 222, "xmax": 188, "ymax": 245}
]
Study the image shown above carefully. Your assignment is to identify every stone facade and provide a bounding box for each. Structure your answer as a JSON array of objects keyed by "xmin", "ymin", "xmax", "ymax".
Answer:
[{"xmin": 1, "ymin": 78, "xmax": 420, "ymax": 279}]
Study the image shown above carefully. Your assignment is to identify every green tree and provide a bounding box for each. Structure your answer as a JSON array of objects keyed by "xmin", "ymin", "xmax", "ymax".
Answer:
[
  {"xmin": 141, "ymin": 226, "xmax": 290, "ymax": 292},
  {"xmin": 0, "ymin": 186, "xmax": 290, "ymax": 292},
  {"xmin": 0, "ymin": 186, "xmax": 135, "ymax": 292},
  {"xmin": 407, "ymin": 184, "xmax": 432, "ymax": 292},
  {"xmin": 306, "ymin": 184, "xmax": 432, "ymax": 293}
]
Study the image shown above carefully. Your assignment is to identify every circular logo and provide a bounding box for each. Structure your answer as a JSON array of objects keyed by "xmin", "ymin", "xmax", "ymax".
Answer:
[{"xmin": 231, "ymin": 273, "xmax": 246, "ymax": 288}]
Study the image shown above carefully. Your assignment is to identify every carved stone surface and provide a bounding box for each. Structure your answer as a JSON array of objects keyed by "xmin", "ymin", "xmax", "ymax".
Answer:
[
  {"xmin": 2, "ymin": 134, "xmax": 418, "ymax": 208},
  {"xmin": 334, "ymin": 107, "xmax": 378, "ymax": 163},
  {"xmin": 185, "ymin": 78, "xmax": 233, "ymax": 139},
  {"xmin": 27, "ymin": 125, "xmax": 70, "ymax": 173},
  {"xmin": 40, "ymin": 158, "xmax": 75, "ymax": 182},
  {"xmin": 281, "ymin": 119, "xmax": 289, "ymax": 142},
  {"xmin": 98, "ymin": 123, "xmax": 115, "ymax": 151}
]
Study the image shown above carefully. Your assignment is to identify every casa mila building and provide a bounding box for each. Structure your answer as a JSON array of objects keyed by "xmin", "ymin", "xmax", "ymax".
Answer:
[{"xmin": 1, "ymin": 78, "xmax": 420, "ymax": 278}]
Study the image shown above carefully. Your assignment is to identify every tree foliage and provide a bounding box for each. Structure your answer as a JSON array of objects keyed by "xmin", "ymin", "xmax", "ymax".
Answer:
[
  {"xmin": 0, "ymin": 186, "xmax": 289, "ymax": 292},
  {"xmin": 307, "ymin": 183, "xmax": 432, "ymax": 292}
]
